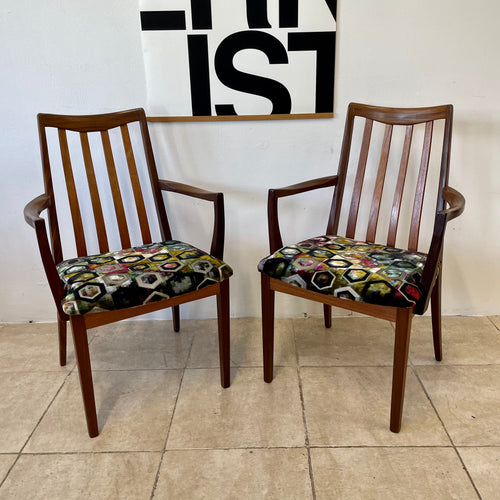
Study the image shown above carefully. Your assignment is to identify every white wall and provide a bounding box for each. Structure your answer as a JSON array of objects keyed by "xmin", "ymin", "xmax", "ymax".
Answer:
[{"xmin": 1, "ymin": 0, "xmax": 499, "ymax": 322}]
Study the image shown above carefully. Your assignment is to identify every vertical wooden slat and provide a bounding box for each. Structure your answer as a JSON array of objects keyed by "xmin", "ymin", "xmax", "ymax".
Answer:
[
  {"xmin": 80, "ymin": 132, "xmax": 109, "ymax": 253},
  {"xmin": 366, "ymin": 124, "xmax": 393, "ymax": 243},
  {"xmin": 408, "ymin": 121, "xmax": 433, "ymax": 250},
  {"xmin": 58, "ymin": 129, "xmax": 87, "ymax": 256},
  {"xmin": 120, "ymin": 125, "xmax": 152, "ymax": 244},
  {"xmin": 346, "ymin": 119, "xmax": 373, "ymax": 238},
  {"xmin": 101, "ymin": 130, "xmax": 131, "ymax": 249},
  {"xmin": 387, "ymin": 125, "xmax": 413, "ymax": 247}
]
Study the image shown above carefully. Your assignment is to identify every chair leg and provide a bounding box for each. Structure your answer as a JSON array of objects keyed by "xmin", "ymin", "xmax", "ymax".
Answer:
[
  {"xmin": 431, "ymin": 272, "xmax": 442, "ymax": 361},
  {"xmin": 261, "ymin": 274, "xmax": 275, "ymax": 383},
  {"xmin": 216, "ymin": 279, "xmax": 231, "ymax": 388},
  {"xmin": 57, "ymin": 315, "xmax": 67, "ymax": 366},
  {"xmin": 323, "ymin": 304, "xmax": 332, "ymax": 329},
  {"xmin": 70, "ymin": 316, "xmax": 99, "ymax": 438},
  {"xmin": 172, "ymin": 305, "xmax": 180, "ymax": 333},
  {"xmin": 390, "ymin": 307, "xmax": 413, "ymax": 433}
]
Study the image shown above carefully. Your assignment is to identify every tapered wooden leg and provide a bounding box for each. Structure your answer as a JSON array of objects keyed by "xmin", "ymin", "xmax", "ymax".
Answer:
[
  {"xmin": 216, "ymin": 279, "xmax": 230, "ymax": 388},
  {"xmin": 431, "ymin": 272, "xmax": 442, "ymax": 361},
  {"xmin": 57, "ymin": 314, "xmax": 67, "ymax": 366},
  {"xmin": 261, "ymin": 274, "xmax": 275, "ymax": 383},
  {"xmin": 323, "ymin": 304, "xmax": 332, "ymax": 329},
  {"xmin": 70, "ymin": 316, "xmax": 98, "ymax": 437},
  {"xmin": 172, "ymin": 305, "xmax": 180, "ymax": 333},
  {"xmin": 390, "ymin": 307, "xmax": 413, "ymax": 433}
]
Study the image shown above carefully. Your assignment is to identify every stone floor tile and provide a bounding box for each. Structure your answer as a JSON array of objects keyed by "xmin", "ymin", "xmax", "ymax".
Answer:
[
  {"xmin": 0, "ymin": 372, "xmax": 67, "ymax": 453},
  {"xmin": 0, "ymin": 323, "xmax": 76, "ymax": 372},
  {"xmin": 410, "ymin": 316, "xmax": 500, "ymax": 365},
  {"xmin": 155, "ymin": 448, "xmax": 313, "ymax": 499},
  {"xmin": 311, "ymin": 447, "xmax": 477, "ymax": 499},
  {"xmin": 459, "ymin": 447, "xmax": 500, "ymax": 500},
  {"xmin": 488, "ymin": 316, "xmax": 500, "ymax": 330},
  {"xmin": 24, "ymin": 370, "xmax": 182, "ymax": 453},
  {"xmin": 167, "ymin": 367, "xmax": 305, "ymax": 449},
  {"xmin": 294, "ymin": 317, "xmax": 395, "ymax": 366},
  {"xmin": 301, "ymin": 366, "xmax": 450, "ymax": 446},
  {"xmin": 187, "ymin": 318, "xmax": 296, "ymax": 368},
  {"xmin": 416, "ymin": 365, "xmax": 500, "ymax": 446},
  {"xmin": 0, "ymin": 455, "xmax": 17, "ymax": 483},
  {"xmin": 0, "ymin": 452, "xmax": 160, "ymax": 500},
  {"xmin": 89, "ymin": 320, "xmax": 195, "ymax": 370}
]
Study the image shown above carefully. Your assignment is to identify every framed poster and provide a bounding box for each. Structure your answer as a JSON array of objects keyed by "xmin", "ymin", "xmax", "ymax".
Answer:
[{"xmin": 140, "ymin": 0, "xmax": 337, "ymax": 121}]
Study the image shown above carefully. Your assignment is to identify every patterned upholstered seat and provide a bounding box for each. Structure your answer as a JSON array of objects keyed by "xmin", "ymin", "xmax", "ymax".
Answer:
[
  {"xmin": 58, "ymin": 240, "xmax": 233, "ymax": 315},
  {"xmin": 258, "ymin": 235, "xmax": 426, "ymax": 308}
]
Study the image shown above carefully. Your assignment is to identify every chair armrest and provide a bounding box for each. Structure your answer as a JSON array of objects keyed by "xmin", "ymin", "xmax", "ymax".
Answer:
[
  {"xmin": 158, "ymin": 179, "xmax": 225, "ymax": 259},
  {"xmin": 24, "ymin": 193, "xmax": 51, "ymax": 229},
  {"xmin": 439, "ymin": 186, "xmax": 465, "ymax": 222},
  {"xmin": 268, "ymin": 175, "xmax": 338, "ymax": 253},
  {"xmin": 24, "ymin": 194, "xmax": 66, "ymax": 312},
  {"xmin": 416, "ymin": 185, "xmax": 465, "ymax": 314}
]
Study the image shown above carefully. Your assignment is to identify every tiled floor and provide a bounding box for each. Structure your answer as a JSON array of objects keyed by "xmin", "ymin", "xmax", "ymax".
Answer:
[{"xmin": 0, "ymin": 315, "xmax": 499, "ymax": 499}]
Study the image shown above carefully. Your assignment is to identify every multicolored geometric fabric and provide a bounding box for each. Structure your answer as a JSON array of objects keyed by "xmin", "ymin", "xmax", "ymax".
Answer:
[
  {"xmin": 57, "ymin": 240, "xmax": 233, "ymax": 315},
  {"xmin": 258, "ymin": 236, "xmax": 427, "ymax": 308}
]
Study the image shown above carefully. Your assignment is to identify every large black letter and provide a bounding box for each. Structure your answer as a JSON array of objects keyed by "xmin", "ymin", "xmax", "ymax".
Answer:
[
  {"xmin": 191, "ymin": 0, "xmax": 212, "ymax": 29},
  {"xmin": 288, "ymin": 32, "xmax": 336, "ymax": 113},
  {"xmin": 214, "ymin": 31, "xmax": 291, "ymax": 115},
  {"xmin": 188, "ymin": 35, "xmax": 212, "ymax": 116},
  {"xmin": 246, "ymin": 0, "xmax": 271, "ymax": 28},
  {"xmin": 279, "ymin": 0, "xmax": 298, "ymax": 28},
  {"xmin": 324, "ymin": 0, "xmax": 337, "ymax": 21}
]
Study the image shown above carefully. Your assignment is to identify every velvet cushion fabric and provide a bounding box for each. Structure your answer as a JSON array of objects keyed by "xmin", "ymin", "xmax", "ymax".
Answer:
[
  {"xmin": 258, "ymin": 235, "xmax": 427, "ymax": 308},
  {"xmin": 58, "ymin": 240, "xmax": 233, "ymax": 315}
]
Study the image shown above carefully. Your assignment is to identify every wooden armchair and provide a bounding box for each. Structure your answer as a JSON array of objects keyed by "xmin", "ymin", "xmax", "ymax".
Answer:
[
  {"xmin": 24, "ymin": 108, "xmax": 232, "ymax": 437},
  {"xmin": 258, "ymin": 103, "xmax": 465, "ymax": 432}
]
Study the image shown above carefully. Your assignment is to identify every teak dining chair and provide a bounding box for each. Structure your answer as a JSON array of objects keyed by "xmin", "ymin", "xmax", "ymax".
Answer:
[
  {"xmin": 24, "ymin": 108, "xmax": 232, "ymax": 437},
  {"xmin": 258, "ymin": 103, "xmax": 464, "ymax": 432}
]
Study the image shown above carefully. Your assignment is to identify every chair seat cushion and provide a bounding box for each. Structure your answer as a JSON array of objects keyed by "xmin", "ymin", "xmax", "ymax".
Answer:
[
  {"xmin": 57, "ymin": 240, "xmax": 233, "ymax": 315},
  {"xmin": 258, "ymin": 236, "xmax": 427, "ymax": 308}
]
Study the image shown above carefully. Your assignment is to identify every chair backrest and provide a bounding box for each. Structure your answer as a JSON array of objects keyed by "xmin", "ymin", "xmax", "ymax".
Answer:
[
  {"xmin": 38, "ymin": 108, "xmax": 171, "ymax": 263},
  {"xmin": 328, "ymin": 103, "xmax": 453, "ymax": 252}
]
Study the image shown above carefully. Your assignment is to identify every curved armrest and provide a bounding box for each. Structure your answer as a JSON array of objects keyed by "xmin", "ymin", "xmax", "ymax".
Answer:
[
  {"xmin": 24, "ymin": 194, "xmax": 66, "ymax": 311},
  {"xmin": 416, "ymin": 185, "xmax": 465, "ymax": 314},
  {"xmin": 24, "ymin": 193, "xmax": 51, "ymax": 229},
  {"xmin": 439, "ymin": 186, "xmax": 465, "ymax": 222},
  {"xmin": 268, "ymin": 175, "xmax": 338, "ymax": 253},
  {"xmin": 158, "ymin": 179, "xmax": 225, "ymax": 259}
]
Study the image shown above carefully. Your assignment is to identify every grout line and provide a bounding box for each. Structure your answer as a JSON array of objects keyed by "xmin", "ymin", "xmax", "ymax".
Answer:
[
  {"xmin": 291, "ymin": 321, "xmax": 317, "ymax": 500},
  {"xmin": 487, "ymin": 316, "xmax": 500, "ymax": 332},
  {"xmin": 0, "ymin": 366, "xmax": 74, "ymax": 490},
  {"xmin": 411, "ymin": 364, "xmax": 482, "ymax": 499},
  {"xmin": 149, "ymin": 326, "xmax": 196, "ymax": 500}
]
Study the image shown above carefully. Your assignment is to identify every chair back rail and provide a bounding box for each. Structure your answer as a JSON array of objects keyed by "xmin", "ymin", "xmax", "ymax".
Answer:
[
  {"xmin": 329, "ymin": 103, "xmax": 453, "ymax": 254},
  {"xmin": 37, "ymin": 109, "xmax": 171, "ymax": 261}
]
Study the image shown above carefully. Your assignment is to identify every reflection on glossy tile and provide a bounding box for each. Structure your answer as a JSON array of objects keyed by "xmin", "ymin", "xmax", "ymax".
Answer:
[
  {"xmin": 24, "ymin": 370, "xmax": 182, "ymax": 453},
  {"xmin": 0, "ymin": 372, "xmax": 66, "ymax": 453},
  {"xmin": 301, "ymin": 366, "xmax": 449, "ymax": 446},
  {"xmin": 90, "ymin": 320, "xmax": 195, "ymax": 370},
  {"xmin": 459, "ymin": 447, "xmax": 500, "ymax": 500},
  {"xmin": 311, "ymin": 447, "xmax": 477, "ymax": 499},
  {"xmin": 156, "ymin": 449, "xmax": 312, "ymax": 500},
  {"xmin": 410, "ymin": 316, "xmax": 500, "ymax": 365},
  {"xmin": 0, "ymin": 323, "xmax": 76, "ymax": 371},
  {"xmin": 417, "ymin": 365, "xmax": 500, "ymax": 446},
  {"xmin": 294, "ymin": 317, "xmax": 395, "ymax": 366},
  {"xmin": 0, "ymin": 452, "xmax": 160, "ymax": 500},
  {"xmin": 167, "ymin": 367, "xmax": 305, "ymax": 449},
  {"xmin": 187, "ymin": 318, "xmax": 296, "ymax": 368}
]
